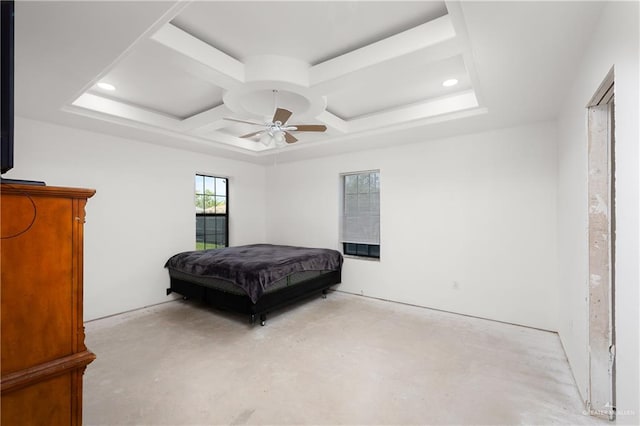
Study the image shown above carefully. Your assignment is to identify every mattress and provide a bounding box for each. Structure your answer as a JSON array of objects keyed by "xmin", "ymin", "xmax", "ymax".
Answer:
[{"xmin": 165, "ymin": 244, "xmax": 343, "ymax": 303}]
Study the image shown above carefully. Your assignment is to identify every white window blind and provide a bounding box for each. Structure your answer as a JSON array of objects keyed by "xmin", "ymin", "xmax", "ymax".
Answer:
[{"xmin": 340, "ymin": 170, "xmax": 380, "ymax": 245}]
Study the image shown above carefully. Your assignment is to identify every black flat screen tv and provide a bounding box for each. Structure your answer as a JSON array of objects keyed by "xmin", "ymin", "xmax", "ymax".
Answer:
[{"xmin": 1, "ymin": 0, "xmax": 15, "ymax": 175}]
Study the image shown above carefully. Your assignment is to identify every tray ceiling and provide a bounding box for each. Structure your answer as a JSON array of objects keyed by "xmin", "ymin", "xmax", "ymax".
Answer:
[
  {"xmin": 68, "ymin": 1, "xmax": 483, "ymax": 156},
  {"xmin": 14, "ymin": 1, "xmax": 608, "ymax": 163}
]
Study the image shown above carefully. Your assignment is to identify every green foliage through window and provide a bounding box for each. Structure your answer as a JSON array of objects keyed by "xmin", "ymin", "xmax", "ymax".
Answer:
[{"xmin": 195, "ymin": 174, "xmax": 228, "ymax": 249}]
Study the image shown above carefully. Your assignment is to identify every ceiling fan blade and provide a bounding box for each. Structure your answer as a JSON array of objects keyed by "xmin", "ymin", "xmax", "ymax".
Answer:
[
  {"xmin": 240, "ymin": 130, "xmax": 263, "ymax": 139},
  {"xmin": 289, "ymin": 124, "xmax": 327, "ymax": 132},
  {"xmin": 272, "ymin": 108, "xmax": 293, "ymax": 125},
  {"xmin": 284, "ymin": 131, "xmax": 298, "ymax": 144},
  {"xmin": 224, "ymin": 117, "xmax": 264, "ymax": 126}
]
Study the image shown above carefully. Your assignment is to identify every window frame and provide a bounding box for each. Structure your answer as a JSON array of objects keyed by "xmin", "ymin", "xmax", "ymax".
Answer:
[
  {"xmin": 194, "ymin": 173, "xmax": 229, "ymax": 250},
  {"xmin": 339, "ymin": 170, "xmax": 380, "ymax": 260},
  {"xmin": 342, "ymin": 242, "xmax": 380, "ymax": 259}
]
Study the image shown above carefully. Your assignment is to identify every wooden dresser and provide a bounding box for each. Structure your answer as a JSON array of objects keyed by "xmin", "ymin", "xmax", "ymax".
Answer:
[{"xmin": 1, "ymin": 184, "xmax": 96, "ymax": 425}]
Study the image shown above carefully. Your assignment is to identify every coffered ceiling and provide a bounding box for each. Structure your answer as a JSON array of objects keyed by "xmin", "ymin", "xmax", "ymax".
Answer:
[{"xmin": 14, "ymin": 1, "xmax": 605, "ymax": 163}]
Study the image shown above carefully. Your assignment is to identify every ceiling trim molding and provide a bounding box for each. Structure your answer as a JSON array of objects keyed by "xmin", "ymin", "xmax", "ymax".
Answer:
[
  {"xmin": 61, "ymin": 103, "xmax": 266, "ymax": 158},
  {"xmin": 179, "ymin": 104, "xmax": 232, "ymax": 132},
  {"xmin": 349, "ymin": 90, "xmax": 479, "ymax": 133},
  {"xmin": 444, "ymin": 0, "xmax": 485, "ymax": 107},
  {"xmin": 310, "ymin": 15, "xmax": 458, "ymax": 94},
  {"xmin": 72, "ymin": 93, "xmax": 180, "ymax": 129},
  {"xmin": 151, "ymin": 23, "xmax": 245, "ymax": 89}
]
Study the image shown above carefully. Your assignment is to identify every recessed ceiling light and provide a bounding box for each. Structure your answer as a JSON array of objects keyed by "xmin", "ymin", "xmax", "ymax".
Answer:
[
  {"xmin": 442, "ymin": 79, "xmax": 459, "ymax": 87},
  {"xmin": 97, "ymin": 82, "xmax": 116, "ymax": 91}
]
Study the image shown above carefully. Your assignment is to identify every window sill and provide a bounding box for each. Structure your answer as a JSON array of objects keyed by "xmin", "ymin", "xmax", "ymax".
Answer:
[{"xmin": 343, "ymin": 254, "xmax": 380, "ymax": 262}]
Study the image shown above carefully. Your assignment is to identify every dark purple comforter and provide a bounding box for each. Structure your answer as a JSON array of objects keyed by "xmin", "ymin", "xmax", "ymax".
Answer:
[{"xmin": 165, "ymin": 244, "xmax": 343, "ymax": 303}]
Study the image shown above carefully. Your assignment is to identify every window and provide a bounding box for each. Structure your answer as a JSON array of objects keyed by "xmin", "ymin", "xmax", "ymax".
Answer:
[
  {"xmin": 195, "ymin": 174, "xmax": 228, "ymax": 250},
  {"xmin": 340, "ymin": 170, "xmax": 380, "ymax": 259}
]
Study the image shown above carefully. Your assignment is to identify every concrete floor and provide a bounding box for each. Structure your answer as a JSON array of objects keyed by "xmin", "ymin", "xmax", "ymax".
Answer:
[{"xmin": 83, "ymin": 291, "xmax": 606, "ymax": 425}]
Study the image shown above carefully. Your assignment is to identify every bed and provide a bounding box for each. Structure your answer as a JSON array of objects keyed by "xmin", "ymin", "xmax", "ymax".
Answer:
[{"xmin": 165, "ymin": 244, "xmax": 343, "ymax": 325}]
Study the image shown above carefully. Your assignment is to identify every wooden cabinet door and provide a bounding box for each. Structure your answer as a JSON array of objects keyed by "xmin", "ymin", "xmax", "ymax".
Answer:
[{"xmin": 1, "ymin": 194, "xmax": 75, "ymax": 374}]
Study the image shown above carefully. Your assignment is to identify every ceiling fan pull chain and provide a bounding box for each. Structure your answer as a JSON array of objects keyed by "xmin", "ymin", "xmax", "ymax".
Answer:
[{"xmin": 272, "ymin": 89, "xmax": 278, "ymax": 118}]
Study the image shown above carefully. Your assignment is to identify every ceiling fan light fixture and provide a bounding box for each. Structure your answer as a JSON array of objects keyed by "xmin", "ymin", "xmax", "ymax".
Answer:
[
  {"xmin": 259, "ymin": 132, "xmax": 272, "ymax": 147},
  {"xmin": 274, "ymin": 132, "xmax": 286, "ymax": 147},
  {"xmin": 225, "ymin": 106, "xmax": 327, "ymax": 148}
]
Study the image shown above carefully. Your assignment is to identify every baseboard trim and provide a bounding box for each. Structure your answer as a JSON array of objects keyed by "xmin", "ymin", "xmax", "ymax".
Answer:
[
  {"xmin": 85, "ymin": 299, "xmax": 180, "ymax": 323},
  {"xmin": 333, "ymin": 289, "xmax": 558, "ymax": 334}
]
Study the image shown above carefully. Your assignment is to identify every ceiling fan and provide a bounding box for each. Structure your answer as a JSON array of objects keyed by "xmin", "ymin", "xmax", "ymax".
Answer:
[{"xmin": 224, "ymin": 108, "xmax": 327, "ymax": 146}]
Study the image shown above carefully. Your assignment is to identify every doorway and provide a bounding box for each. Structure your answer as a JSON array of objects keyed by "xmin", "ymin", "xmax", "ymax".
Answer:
[{"xmin": 586, "ymin": 68, "xmax": 615, "ymax": 420}]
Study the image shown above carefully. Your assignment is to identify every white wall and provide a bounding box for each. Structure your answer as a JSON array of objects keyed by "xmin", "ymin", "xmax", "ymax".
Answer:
[
  {"xmin": 5, "ymin": 117, "xmax": 267, "ymax": 321},
  {"xmin": 266, "ymin": 121, "xmax": 558, "ymax": 331},
  {"xmin": 557, "ymin": 1, "xmax": 639, "ymax": 422}
]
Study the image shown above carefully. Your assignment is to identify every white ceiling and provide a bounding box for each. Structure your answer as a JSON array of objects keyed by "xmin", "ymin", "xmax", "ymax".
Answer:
[
  {"xmin": 14, "ymin": 1, "xmax": 606, "ymax": 164},
  {"xmin": 171, "ymin": 2, "xmax": 449, "ymax": 65}
]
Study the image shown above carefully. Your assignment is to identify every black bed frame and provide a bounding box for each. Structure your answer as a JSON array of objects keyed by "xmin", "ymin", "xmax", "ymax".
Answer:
[{"xmin": 166, "ymin": 269, "xmax": 341, "ymax": 326}]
